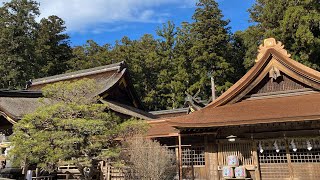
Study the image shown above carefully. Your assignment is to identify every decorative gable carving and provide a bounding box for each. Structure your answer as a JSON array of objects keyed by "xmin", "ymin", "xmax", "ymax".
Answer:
[
  {"xmin": 269, "ymin": 66, "xmax": 281, "ymax": 81},
  {"xmin": 256, "ymin": 38, "xmax": 291, "ymax": 62}
]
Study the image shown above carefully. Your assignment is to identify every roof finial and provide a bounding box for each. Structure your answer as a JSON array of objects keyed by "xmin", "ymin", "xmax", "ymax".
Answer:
[{"xmin": 256, "ymin": 38, "xmax": 291, "ymax": 62}]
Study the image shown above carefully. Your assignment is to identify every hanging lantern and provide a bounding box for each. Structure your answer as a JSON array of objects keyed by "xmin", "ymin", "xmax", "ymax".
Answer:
[
  {"xmin": 290, "ymin": 140, "xmax": 297, "ymax": 152},
  {"xmin": 259, "ymin": 141, "xmax": 264, "ymax": 153},
  {"xmin": 274, "ymin": 141, "xmax": 280, "ymax": 153},
  {"xmin": 226, "ymin": 135, "xmax": 237, "ymax": 142},
  {"xmin": 307, "ymin": 140, "xmax": 312, "ymax": 151}
]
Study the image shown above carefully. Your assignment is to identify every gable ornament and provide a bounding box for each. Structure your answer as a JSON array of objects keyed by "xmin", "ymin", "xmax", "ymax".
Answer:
[
  {"xmin": 255, "ymin": 38, "xmax": 291, "ymax": 62},
  {"xmin": 269, "ymin": 66, "xmax": 281, "ymax": 81}
]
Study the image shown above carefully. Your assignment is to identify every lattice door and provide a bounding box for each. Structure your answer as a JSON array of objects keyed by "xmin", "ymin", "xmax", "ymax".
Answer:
[
  {"xmin": 258, "ymin": 139, "xmax": 320, "ymax": 180},
  {"xmin": 289, "ymin": 139, "xmax": 320, "ymax": 180},
  {"xmin": 258, "ymin": 140, "xmax": 290, "ymax": 180}
]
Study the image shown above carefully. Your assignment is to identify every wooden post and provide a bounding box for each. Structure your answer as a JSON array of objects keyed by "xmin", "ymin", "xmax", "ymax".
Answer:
[
  {"xmin": 178, "ymin": 134, "xmax": 183, "ymax": 180},
  {"xmin": 204, "ymin": 135, "xmax": 211, "ymax": 179},
  {"xmin": 191, "ymin": 149, "xmax": 195, "ymax": 180},
  {"xmin": 175, "ymin": 138, "xmax": 180, "ymax": 179},
  {"xmin": 252, "ymin": 141, "xmax": 261, "ymax": 180},
  {"xmin": 106, "ymin": 161, "xmax": 110, "ymax": 180},
  {"xmin": 285, "ymin": 140, "xmax": 294, "ymax": 180},
  {"xmin": 35, "ymin": 168, "xmax": 39, "ymax": 178},
  {"xmin": 212, "ymin": 140, "xmax": 219, "ymax": 180}
]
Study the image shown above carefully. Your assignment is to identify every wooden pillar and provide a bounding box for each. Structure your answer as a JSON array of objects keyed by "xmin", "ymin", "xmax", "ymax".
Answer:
[
  {"xmin": 178, "ymin": 134, "xmax": 183, "ymax": 180},
  {"xmin": 175, "ymin": 139, "xmax": 179, "ymax": 179},
  {"xmin": 206, "ymin": 138, "xmax": 219, "ymax": 180},
  {"xmin": 204, "ymin": 135, "xmax": 210, "ymax": 179},
  {"xmin": 252, "ymin": 141, "xmax": 261, "ymax": 180},
  {"xmin": 285, "ymin": 140, "xmax": 294, "ymax": 180},
  {"xmin": 212, "ymin": 140, "xmax": 219, "ymax": 180}
]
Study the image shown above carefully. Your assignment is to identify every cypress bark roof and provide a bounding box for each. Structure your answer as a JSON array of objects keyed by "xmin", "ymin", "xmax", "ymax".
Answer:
[
  {"xmin": 167, "ymin": 93, "xmax": 320, "ymax": 128},
  {"xmin": 0, "ymin": 61, "xmax": 150, "ymax": 122},
  {"xmin": 147, "ymin": 120, "xmax": 179, "ymax": 137},
  {"xmin": 29, "ymin": 61, "xmax": 124, "ymax": 90}
]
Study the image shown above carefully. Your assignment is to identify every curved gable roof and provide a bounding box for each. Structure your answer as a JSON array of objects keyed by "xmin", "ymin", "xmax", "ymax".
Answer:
[
  {"xmin": 166, "ymin": 38, "xmax": 320, "ymax": 128},
  {"xmin": 208, "ymin": 39, "xmax": 320, "ymax": 108},
  {"xmin": 0, "ymin": 62, "xmax": 147, "ymax": 122},
  {"xmin": 28, "ymin": 61, "xmax": 144, "ymax": 109}
]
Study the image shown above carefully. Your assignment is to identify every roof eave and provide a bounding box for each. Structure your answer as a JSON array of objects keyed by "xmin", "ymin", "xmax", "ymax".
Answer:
[{"xmin": 168, "ymin": 115, "xmax": 320, "ymax": 128}]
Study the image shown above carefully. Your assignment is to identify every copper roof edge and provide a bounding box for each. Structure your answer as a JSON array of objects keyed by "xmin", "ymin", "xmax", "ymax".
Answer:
[
  {"xmin": 0, "ymin": 90, "xmax": 42, "ymax": 97},
  {"xmin": 149, "ymin": 107, "xmax": 189, "ymax": 115},
  {"xmin": 146, "ymin": 133, "xmax": 179, "ymax": 138},
  {"xmin": 0, "ymin": 110, "xmax": 18, "ymax": 123},
  {"xmin": 147, "ymin": 119, "xmax": 167, "ymax": 124},
  {"xmin": 32, "ymin": 61, "xmax": 125, "ymax": 86},
  {"xmin": 168, "ymin": 115, "xmax": 320, "ymax": 128}
]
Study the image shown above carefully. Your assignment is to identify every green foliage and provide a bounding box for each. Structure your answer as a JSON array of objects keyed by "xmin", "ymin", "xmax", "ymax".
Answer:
[
  {"xmin": 240, "ymin": 0, "xmax": 320, "ymax": 70},
  {"xmin": 112, "ymin": 35, "xmax": 161, "ymax": 110},
  {"xmin": 67, "ymin": 0, "xmax": 243, "ymax": 110},
  {"xmin": 188, "ymin": 0, "xmax": 234, "ymax": 98},
  {"xmin": 0, "ymin": 0, "xmax": 72, "ymax": 89},
  {"xmin": 10, "ymin": 79, "xmax": 146, "ymax": 179},
  {"xmin": 34, "ymin": 15, "xmax": 72, "ymax": 77},
  {"xmin": 0, "ymin": 0, "xmax": 39, "ymax": 88},
  {"xmin": 2, "ymin": 0, "xmax": 319, "ymax": 111},
  {"xmin": 67, "ymin": 40, "xmax": 113, "ymax": 72}
]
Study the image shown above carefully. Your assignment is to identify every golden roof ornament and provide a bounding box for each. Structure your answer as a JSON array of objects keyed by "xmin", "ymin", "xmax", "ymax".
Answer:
[{"xmin": 255, "ymin": 38, "xmax": 291, "ymax": 62}]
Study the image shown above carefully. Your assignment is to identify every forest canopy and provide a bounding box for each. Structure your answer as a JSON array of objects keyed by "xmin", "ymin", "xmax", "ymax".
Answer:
[{"xmin": 0, "ymin": 0, "xmax": 319, "ymax": 111}]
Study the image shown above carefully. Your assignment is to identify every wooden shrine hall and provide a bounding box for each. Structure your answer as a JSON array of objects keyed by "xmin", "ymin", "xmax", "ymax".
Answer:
[
  {"xmin": 0, "ymin": 61, "xmax": 156, "ymax": 179},
  {"xmin": 147, "ymin": 38, "xmax": 320, "ymax": 180}
]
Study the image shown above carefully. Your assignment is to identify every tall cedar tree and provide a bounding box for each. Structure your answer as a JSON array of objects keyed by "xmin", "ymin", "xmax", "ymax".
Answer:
[
  {"xmin": 111, "ymin": 35, "xmax": 161, "ymax": 110},
  {"xmin": 188, "ymin": 0, "xmax": 233, "ymax": 99},
  {"xmin": 10, "ymin": 79, "xmax": 146, "ymax": 180},
  {"xmin": 0, "ymin": 0, "xmax": 39, "ymax": 88},
  {"xmin": 0, "ymin": 0, "xmax": 72, "ymax": 89},
  {"xmin": 67, "ymin": 40, "xmax": 113, "ymax": 72},
  {"xmin": 241, "ymin": 0, "xmax": 320, "ymax": 70},
  {"xmin": 34, "ymin": 15, "xmax": 72, "ymax": 77},
  {"xmin": 156, "ymin": 21, "xmax": 184, "ymax": 109}
]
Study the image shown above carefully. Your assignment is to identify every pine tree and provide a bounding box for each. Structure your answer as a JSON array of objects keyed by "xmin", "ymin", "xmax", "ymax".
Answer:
[{"xmin": 10, "ymin": 79, "xmax": 146, "ymax": 179}]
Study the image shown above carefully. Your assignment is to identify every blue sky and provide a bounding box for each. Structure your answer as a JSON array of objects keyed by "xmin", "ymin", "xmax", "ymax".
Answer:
[{"xmin": 1, "ymin": 0, "xmax": 256, "ymax": 46}]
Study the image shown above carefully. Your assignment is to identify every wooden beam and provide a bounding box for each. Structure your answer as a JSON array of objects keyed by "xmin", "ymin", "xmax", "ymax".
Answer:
[
  {"xmin": 180, "ymin": 132, "xmax": 218, "ymax": 136},
  {"xmin": 244, "ymin": 129, "xmax": 320, "ymax": 139}
]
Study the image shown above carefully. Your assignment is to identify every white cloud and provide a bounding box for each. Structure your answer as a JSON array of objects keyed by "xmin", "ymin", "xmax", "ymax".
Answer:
[
  {"xmin": 0, "ymin": 0, "xmax": 197, "ymax": 33},
  {"xmin": 43, "ymin": 0, "xmax": 197, "ymax": 32}
]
